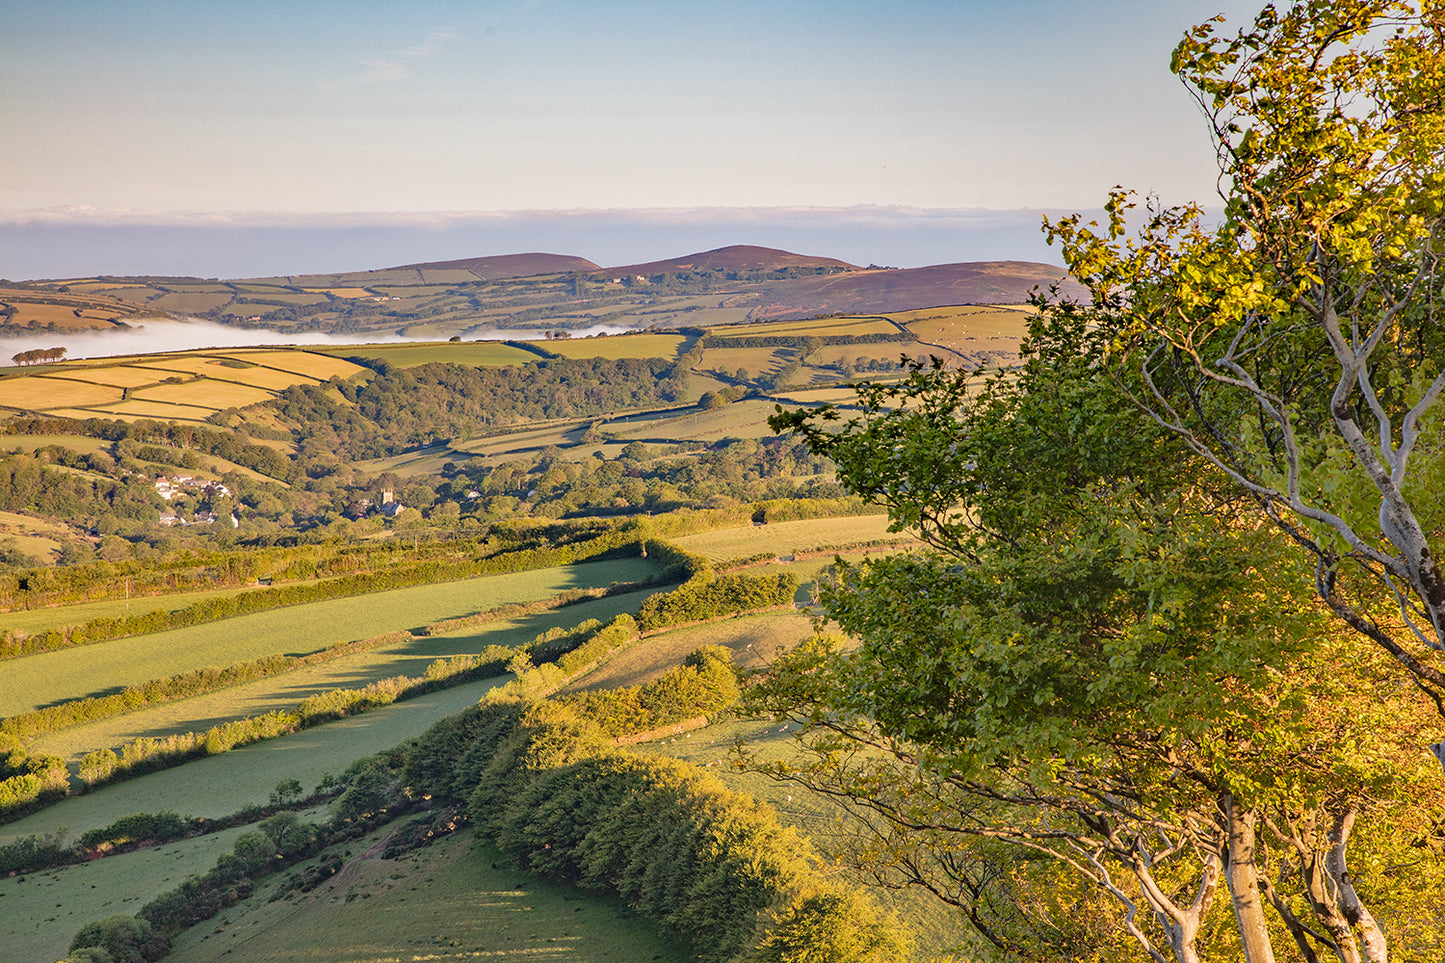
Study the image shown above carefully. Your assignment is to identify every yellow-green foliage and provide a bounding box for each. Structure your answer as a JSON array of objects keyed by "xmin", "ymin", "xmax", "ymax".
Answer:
[
  {"xmin": 563, "ymin": 645, "xmax": 740, "ymax": 736},
  {"xmin": 637, "ymin": 569, "xmax": 798, "ymax": 630}
]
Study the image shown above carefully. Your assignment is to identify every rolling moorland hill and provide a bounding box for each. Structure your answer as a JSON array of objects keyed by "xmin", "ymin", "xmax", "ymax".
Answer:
[
  {"xmin": 389, "ymin": 251, "xmax": 603, "ymax": 279},
  {"xmin": 738, "ymin": 258, "xmax": 1085, "ymax": 320},
  {"xmin": 600, "ymin": 243, "xmax": 859, "ymax": 276},
  {"xmin": 4, "ymin": 245, "xmax": 1080, "ymax": 340}
]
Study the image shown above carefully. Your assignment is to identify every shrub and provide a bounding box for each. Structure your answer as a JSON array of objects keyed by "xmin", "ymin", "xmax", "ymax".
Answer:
[{"xmin": 68, "ymin": 915, "xmax": 154, "ymax": 963}]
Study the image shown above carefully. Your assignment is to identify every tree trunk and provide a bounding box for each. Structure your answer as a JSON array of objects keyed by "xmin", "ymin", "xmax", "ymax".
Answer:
[
  {"xmin": 1324, "ymin": 810, "xmax": 1387, "ymax": 963},
  {"xmin": 1223, "ymin": 793, "xmax": 1276, "ymax": 963}
]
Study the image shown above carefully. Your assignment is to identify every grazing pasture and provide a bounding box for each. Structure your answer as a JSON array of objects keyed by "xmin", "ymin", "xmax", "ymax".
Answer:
[
  {"xmin": 0, "ymin": 557, "xmax": 661, "ymax": 717},
  {"xmin": 674, "ymin": 514, "xmax": 902, "ymax": 561},
  {"xmin": 312, "ymin": 341, "xmax": 542, "ymax": 369},
  {"xmin": 0, "ymin": 823, "xmax": 255, "ymax": 963},
  {"xmin": 31, "ymin": 590, "xmax": 653, "ymax": 763},
  {"xmin": 164, "ymin": 829, "xmax": 690, "ymax": 963}
]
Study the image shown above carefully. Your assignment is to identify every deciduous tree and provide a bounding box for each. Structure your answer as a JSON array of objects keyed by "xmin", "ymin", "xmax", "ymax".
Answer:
[{"xmin": 1047, "ymin": 0, "xmax": 1445, "ymax": 743}]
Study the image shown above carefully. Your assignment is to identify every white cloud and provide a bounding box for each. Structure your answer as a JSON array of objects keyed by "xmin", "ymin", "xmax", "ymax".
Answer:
[{"xmin": 0, "ymin": 205, "xmax": 1078, "ymax": 229}]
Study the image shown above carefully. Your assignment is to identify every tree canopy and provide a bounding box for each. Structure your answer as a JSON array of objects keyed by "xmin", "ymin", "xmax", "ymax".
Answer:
[
  {"xmin": 1048, "ymin": 0, "xmax": 1445, "ymax": 734},
  {"xmin": 755, "ymin": 2, "xmax": 1445, "ymax": 960}
]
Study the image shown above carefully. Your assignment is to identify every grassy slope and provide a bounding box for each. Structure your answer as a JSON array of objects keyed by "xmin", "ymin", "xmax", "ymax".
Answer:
[
  {"xmin": 31, "ymin": 589, "xmax": 651, "ymax": 763},
  {"xmin": 2, "ymin": 678, "xmax": 504, "ymax": 846},
  {"xmin": 0, "ymin": 823, "xmax": 257, "ymax": 963},
  {"xmin": 164, "ymin": 828, "xmax": 690, "ymax": 963},
  {"xmin": 1, "ymin": 557, "xmax": 659, "ymax": 718},
  {"xmin": 643, "ymin": 718, "xmax": 977, "ymax": 961}
]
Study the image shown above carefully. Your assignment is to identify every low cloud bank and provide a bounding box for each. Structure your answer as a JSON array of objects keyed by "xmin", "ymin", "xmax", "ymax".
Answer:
[{"xmin": 0, "ymin": 206, "xmax": 1084, "ymax": 281}]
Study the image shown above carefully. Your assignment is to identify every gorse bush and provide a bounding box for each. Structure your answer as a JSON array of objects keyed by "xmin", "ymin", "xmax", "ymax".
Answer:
[
  {"xmin": 563, "ymin": 645, "xmax": 740, "ymax": 737},
  {"xmin": 637, "ymin": 570, "xmax": 798, "ymax": 630}
]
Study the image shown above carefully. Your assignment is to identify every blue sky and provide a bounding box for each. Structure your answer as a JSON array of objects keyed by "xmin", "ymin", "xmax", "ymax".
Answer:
[{"xmin": 0, "ymin": 0, "xmax": 1259, "ymax": 277}]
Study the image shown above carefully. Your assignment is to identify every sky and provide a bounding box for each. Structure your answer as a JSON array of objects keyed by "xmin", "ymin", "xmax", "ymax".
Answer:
[{"xmin": 0, "ymin": 0, "xmax": 1260, "ymax": 279}]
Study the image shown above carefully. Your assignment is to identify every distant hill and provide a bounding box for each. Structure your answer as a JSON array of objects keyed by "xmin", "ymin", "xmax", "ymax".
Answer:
[
  {"xmin": 390, "ymin": 252, "xmax": 602, "ymax": 280},
  {"xmin": 741, "ymin": 260, "xmax": 1086, "ymax": 321},
  {"xmin": 602, "ymin": 244, "xmax": 857, "ymax": 277},
  {"xmin": 15, "ymin": 246, "xmax": 1082, "ymax": 340}
]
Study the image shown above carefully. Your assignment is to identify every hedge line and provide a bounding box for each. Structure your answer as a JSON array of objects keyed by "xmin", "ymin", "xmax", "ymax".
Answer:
[
  {"xmin": 637, "ymin": 569, "xmax": 798, "ymax": 631},
  {"xmin": 0, "ymin": 595, "xmax": 667, "ymax": 825},
  {"xmin": 560, "ymin": 644, "xmax": 740, "ymax": 737},
  {"xmin": 58, "ymin": 640, "xmax": 910, "ymax": 962},
  {"xmin": 406, "ymin": 699, "xmax": 914, "ymax": 963},
  {"xmin": 0, "ymin": 581, "xmax": 651, "ymax": 747},
  {"xmin": 0, "ymin": 528, "xmax": 646, "ymax": 660},
  {"xmin": 0, "ymin": 524, "xmax": 568, "ymax": 610},
  {"xmin": 700, "ymin": 331, "xmax": 914, "ymax": 349}
]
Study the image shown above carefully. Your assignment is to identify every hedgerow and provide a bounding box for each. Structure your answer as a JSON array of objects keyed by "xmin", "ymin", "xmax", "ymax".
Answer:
[
  {"xmin": 0, "ymin": 529, "xmax": 648, "ymax": 660},
  {"xmin": 408, "ymin": 699, "xmax": 914, "ymax": 963},
  {"xmin": 561, "ymin": 645, "xmax": 740, "ymax": 737}
]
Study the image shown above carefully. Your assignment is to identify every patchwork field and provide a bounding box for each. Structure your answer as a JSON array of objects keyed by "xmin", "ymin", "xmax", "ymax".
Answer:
[
  {"xmin": 30, "ymin": 590, "xmax": 651, "ymax": 763},
  {"xmin": 0, "ymin": 349, "xmax": 368, "ymax": 421},
  {"xmin": 312, "ymin": 341, "xmax": 543, "ymax": 368},
  {"xmin": 0, "ymin": 557, "xmax": 661, "ymax": 717}
]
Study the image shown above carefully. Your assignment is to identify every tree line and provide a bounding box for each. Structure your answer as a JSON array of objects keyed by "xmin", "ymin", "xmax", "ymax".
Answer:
[{"xmin": 9, "ymin": 346, "xmax": 66, "ymax": 366}]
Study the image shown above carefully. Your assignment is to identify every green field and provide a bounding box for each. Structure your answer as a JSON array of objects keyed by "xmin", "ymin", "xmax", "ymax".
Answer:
[
  {"xmin": 0, "ymin": 558, "xmax": 661, "ymax": 717},
  {"xmin": 0, "ymin": 823, "xmax": 256, "ymax": 963},
  {"xmin": 312, "ymin": 341, "xmax": 543, "ymax": 368},
  {"xmin": 3, "ymin": 677, "xmax": 505, "ymax": 845},
  {"xmin": 31, "ymin": 590, "xmax": 653, "ymax": 763},
  {"xmin": 165, "ymin": 829, "xmax": 690, "ymax": 963},
  {"xmin": 0, "ymin": 583, "xmax": 273, "ymax": 637},
  {"xmin": 541, "ymin": 333, "xmax": 689, "ymax": 361},
  {"xmin": 674, "ymin": 515, "xmax": 902, "ymax": 560}
]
